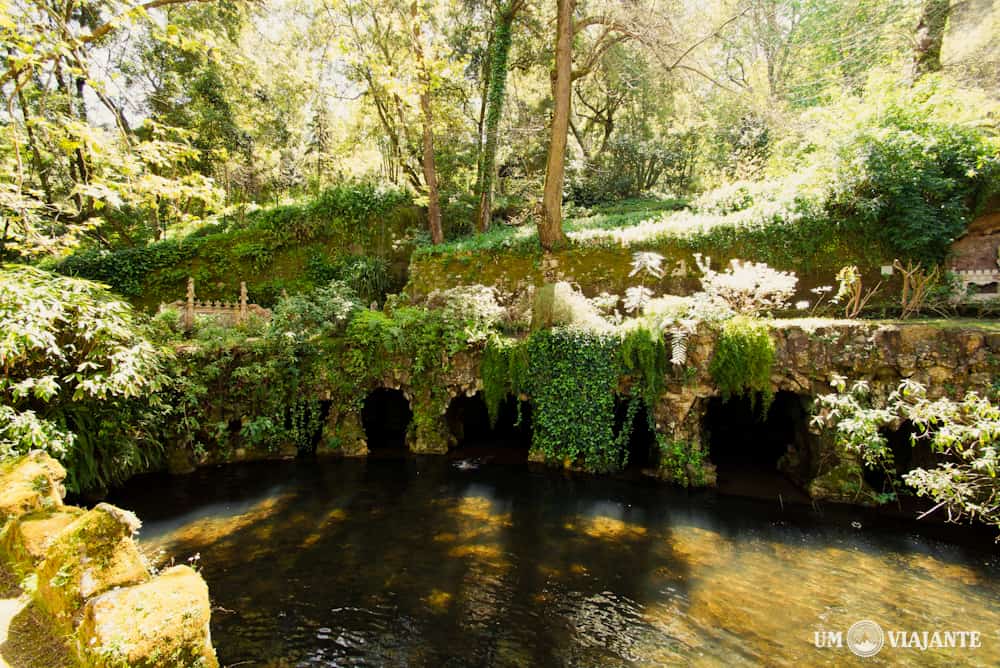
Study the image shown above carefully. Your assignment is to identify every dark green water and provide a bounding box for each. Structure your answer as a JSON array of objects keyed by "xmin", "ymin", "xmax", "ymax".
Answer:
[{"xmin": 109, "ymin": 457, "xmax": 1000, "ymax": 667}]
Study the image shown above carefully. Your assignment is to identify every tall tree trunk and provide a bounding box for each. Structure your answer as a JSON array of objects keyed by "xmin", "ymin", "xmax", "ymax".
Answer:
[
  {"xmin": 475, "ymin": 2, "xmax": 518, "ymax": 233},
  {"xmin": 912, "ymin": 0, "xmax": 950, "ymax": 78},
  {"xmin": 15, "ymin": 86, "xmax": 53, "ymax": 205},
  {"xmin": 539, "ymin": 0, "xmax": 573, "ymax": 251},
  {"xmin": 411, "ymin": 1, "xmax": 443, "ymax": 244}
]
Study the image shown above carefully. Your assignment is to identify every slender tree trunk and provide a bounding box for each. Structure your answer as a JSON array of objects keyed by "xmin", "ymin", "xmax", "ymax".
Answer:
[
  {"xmin": 15, "ymin": 86, "xmax": 53, "ymax": 205},
  {"xmin": 912, "ymin": 0, "xmax": 951, "ymax": 78},
  {"xmin": 411, "ymin": 1, "xmax": 443, "ymax": 244},
  {"xmin": 539, "ymin": 0, "xmax": 573, "ymax": 251},
  {"xmin": 473, "ymin": 33, "xmax": 493, "ymax": 208},
  {"xmin": 475, "ymin": 2, "xmax": 518, "ymax": 233}
]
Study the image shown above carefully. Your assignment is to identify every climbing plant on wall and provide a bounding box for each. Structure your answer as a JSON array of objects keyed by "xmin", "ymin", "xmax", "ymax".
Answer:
[
  {"xmin": 709, "ymin": 316, "xmax": 775, "ymax": 411},
  {"xmin": 521, "ymin": 329, "xmax": 624, "ymax": 472}
]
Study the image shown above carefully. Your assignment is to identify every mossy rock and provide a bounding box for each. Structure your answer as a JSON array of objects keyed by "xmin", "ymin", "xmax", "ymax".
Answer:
[
  {"xmin": 35, "ymin": 503, "xmax": 149, "ymax": 629},
  {"xmin": 76, "ymin": 565, "xmax": 219, "ymax": 668},
  {"xmin": 0, "ymin": 451, "xmax": 67, "ymax": 523},
  {"xmin": 808, "ymin": 463, "xmax": 874, "ymax": 505},
  {"xmin": 0, "ymin": 507, "xmax": 85, "ymax": 575}
]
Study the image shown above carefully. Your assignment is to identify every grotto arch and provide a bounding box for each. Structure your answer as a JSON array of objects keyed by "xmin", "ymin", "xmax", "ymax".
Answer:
[
  {"xmin": 862, "ymin": 420, "xmax": 937, "ymax": 497},
  {"xmin": 361, "ymin": 388, "xmax": 413, "ymax": 450},
  {"xmin": 445, "ymin": 392, "xmax": 532, "ymax": 454},
  {"xmin": 702, "ymin": 391, "xmax": 814, "ymax": 490}
]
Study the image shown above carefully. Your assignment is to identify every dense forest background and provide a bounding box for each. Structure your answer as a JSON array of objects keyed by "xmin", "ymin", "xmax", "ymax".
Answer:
[{"xmin": 3, "ymin": 0, "xmax": 998, "ymax": 259}]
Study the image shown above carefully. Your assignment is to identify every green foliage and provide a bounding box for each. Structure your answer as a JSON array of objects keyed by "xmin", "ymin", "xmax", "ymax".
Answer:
[
  {"xmin": 57, "ymin": 184, "xmax": 415, "ymax": 307},
  {"xmin": 522, "ymin": 329, "xmax": 624, "ymax": 472},
  {"xmin": 0, "ymin": 265, "xmax": 167, "ymax": 491},
  {"xmin": 480, "ymin": 337, "xmax": 525, "ymax": 427},
  {"xmin": 269, "ymin": 280, "xmax": 360, "ymax": 341},
  {"xmin": 620, "ymin": 326, "xmax": 669, "ymax": 406},
  {"xmin": 657, "ymin": 437, "xmax": 706, "ymax": 487},
  {"xmin": 709, "ymin": 316, "xmax": 775, "ymax": 410},
  {"xmin": 832, "ymin": 117, "xmax": 998, "ymax": 265},
  {"xmin": 815, "ymin": 378, "xmax": 1000, "ymax": 531},
  {"xmin": 568, "ymin": 130, "xmax": 700, "ymax": 205}
]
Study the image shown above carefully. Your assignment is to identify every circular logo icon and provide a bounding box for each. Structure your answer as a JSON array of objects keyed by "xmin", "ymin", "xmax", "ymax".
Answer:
[{"xmin": 847, "ymin": 620, "xmax": 885, "ymax": 658}]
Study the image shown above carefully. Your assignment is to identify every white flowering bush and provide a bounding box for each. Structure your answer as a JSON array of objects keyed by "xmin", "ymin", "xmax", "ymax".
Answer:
[
  {"xmin": 270, "ymin": 279, "xmax": 360, "ymax": 342},
  {"xmin": 694, "ymin": 254, "xmax": 798, "ymax": 316},
  {"xmin": 431, "ymin": 284, "xmax": 507, "ymax": 343},
  {"xmin": 814, "ymin": 377, "xmax": 1000, "ymax": 531},
  {"xmin": 531, "ymin": 282, "xmax": 615, "ymax": 333}
]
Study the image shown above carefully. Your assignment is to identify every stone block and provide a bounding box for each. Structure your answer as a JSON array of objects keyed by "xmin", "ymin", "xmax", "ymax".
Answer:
[
  {"xmin": 76, "ymin": 565, "xmax": 218, "ymax": 668},
  {"xmin": 0, "ymin": 506, "xmax": 84, "ymax": 573},
  {"xmin": 0, "ymin": 451, "xmax": 67, "ymax": 522},
  {"xmin": 35, "ymin": 503, "xmax": 149, "ymax": 627}
]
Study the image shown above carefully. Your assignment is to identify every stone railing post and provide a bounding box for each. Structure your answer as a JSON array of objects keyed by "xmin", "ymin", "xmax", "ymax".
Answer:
[
  {"xmin": 184, "ymin": 277, "xmax": 196, "ymax": 330},
  {"xmin": 239, "ymin": 282, "xmax": 248, "ymax": 323}
]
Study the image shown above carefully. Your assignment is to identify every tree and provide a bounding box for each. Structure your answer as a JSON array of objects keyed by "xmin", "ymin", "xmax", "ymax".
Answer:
[
  {"xmin": 474, "ymin": 0, "xmax": 525, "ymax": 232},
  {"xmin": 1, "ymin": 0, "xmax": 228, "ymax": 253},
  {"xmin": 539, "ymin": 0, "xmax": 574, "ymax": 251},
  {"xmin": 308, "ymin": 104, "xmax": 334, "ymax": 190},
  {"xmin": 912, "ymin": 0, "xmax": 951, "ymax": 78},
  {"xmin": 410, "ymin": 0, "xmax": 444, "ymax": 244}
]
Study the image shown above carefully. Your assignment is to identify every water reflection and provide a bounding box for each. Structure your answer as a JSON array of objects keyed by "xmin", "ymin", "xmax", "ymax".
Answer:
[{"xmin": 109, "ymin": 458, "xmax": 1000, "ymax": 667}]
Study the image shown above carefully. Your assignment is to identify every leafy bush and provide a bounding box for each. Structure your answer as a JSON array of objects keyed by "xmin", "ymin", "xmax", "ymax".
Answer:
[
  {"xmin": 425, "ymin": 285, "xmax": 506, "ymax": 344},
  {"xmin": 709, "ymin": 316, "xmax": 775, "ymax": 410},
  {"xmin": 783, "ymin": 72, "xmax": 1000, "ymax": 265},
  {"xmin": 814, "ymin": 377, "xmax": 1000, "ymax": 531},
  {"xmin": 269, "ymin": 280, "xmax": 360, "ymax": 342},
  {"xmin": 0, "ymin": 265, "xmax": 166, "ymax": 491}
]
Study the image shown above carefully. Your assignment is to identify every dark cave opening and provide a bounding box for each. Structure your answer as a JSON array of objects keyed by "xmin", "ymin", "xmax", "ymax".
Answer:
[
  {"xmin": 445, "ymin": 392, "xmax": 532, "ymax": 454},
  {"xmin": 704, "ymin": 391, "xmax": 812, "ymax": 477},
  {"xmin": 613, "ymin": 398, "xmax": 656, "ymax": 470},
  {"xmin": 361, "ymin": 388, "xmax": 413, "ymax": 450},
  {"xmin": 862, "ymin": 420, "xmax": 937, "ymax": 496}
]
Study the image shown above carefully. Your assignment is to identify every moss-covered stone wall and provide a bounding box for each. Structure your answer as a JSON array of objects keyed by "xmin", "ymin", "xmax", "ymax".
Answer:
[{"xmin": 406, "ymin": 225, "xmax": 899, "ymax": 307}]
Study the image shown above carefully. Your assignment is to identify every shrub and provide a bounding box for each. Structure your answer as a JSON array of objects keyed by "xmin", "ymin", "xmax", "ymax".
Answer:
[
  {"xmin": 269, "ymin": 280, "xmax": 360, "ymax": 342},
  {"xmin": 426, "ymin": 285, "xmax": 506, "ymax": 344},
  {"xmin": 0, "ymin": 265, "xmax": 166, "ymax": 491},
  {"xmin": 695, "ymin": 255, "xmax": 798, "ymax": 316},
  {"xmin": 814, "ymin": 377, "xmax": 1000, "ymax": 531},
  {"xmin": 709, "ymin": 316, "xmax": 775, "ymax": 410}
]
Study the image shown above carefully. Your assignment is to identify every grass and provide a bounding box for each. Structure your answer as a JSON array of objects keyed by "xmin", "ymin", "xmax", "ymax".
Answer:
[
  {"xmin": 414, "ymin": 189, "xmax": 822, "ymax": 257},
  {"xmin": 414, "ymin": 196, "xmax": 694, "ymax": 258}
]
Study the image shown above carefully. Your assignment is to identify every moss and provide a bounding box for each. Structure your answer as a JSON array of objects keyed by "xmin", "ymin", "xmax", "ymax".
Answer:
[
  {"xmin": 35, "ymin": 504, "xmax": 148, "ymax": 628},
  {"xmin": 58, "ymin": 191, "xmax": 422, "ymax": 311},
  {"xmin": 405, "ymin": 225, "xmax": 895, "ymax": 306},
  {"xmin": 76, "ymin": 566, "xmax": 218, "ymax": 668},
  {"xmin": 0, "ymin": 508, "xmax": 84, "ymax": 576}
]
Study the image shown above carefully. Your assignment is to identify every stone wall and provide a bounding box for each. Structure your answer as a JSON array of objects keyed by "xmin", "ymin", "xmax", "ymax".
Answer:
[
  {"xmin": 314, "ymin": 320, "xmax": 1000, "ymax": 504},
  {"xmin": 0, "ymin": 452, "xmax": 219, "ymax": 668},
  {"xmin": 651, "ymin": 321, "xmax": 1000, "ymax": 501}
]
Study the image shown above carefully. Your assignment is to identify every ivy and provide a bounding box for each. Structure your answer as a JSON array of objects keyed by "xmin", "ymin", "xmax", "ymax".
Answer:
[
  {"xmin": 522, "ymin": 329, "xmax": 624, "ymax": 472},
  {"xmin": 620, "ymin": 326, "xmax": 669, "ymax": 407},
  {"xmin": 709, "ymin": 316, "xmax": 775, "ymax": 412}
]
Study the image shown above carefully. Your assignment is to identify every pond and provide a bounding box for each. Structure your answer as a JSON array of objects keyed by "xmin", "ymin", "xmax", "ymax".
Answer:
[{"xmin": 109, "ymin": 457, "xmax": 1000, "ymax": 667}]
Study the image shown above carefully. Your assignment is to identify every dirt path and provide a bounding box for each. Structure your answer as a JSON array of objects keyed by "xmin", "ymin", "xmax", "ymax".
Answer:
[{"xmin": 0, "ymin": 569, "xmax": 77, "ymax": 668}]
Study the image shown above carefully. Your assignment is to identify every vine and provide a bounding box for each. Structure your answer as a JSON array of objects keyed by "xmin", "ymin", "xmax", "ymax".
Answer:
[
  {"xmin": 523, "ymin": 329, "xmax": 624, "ymax": 472},
  {"xmin": 709, "ymin": 316, "xmax": 775, "ymax": 412}
]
